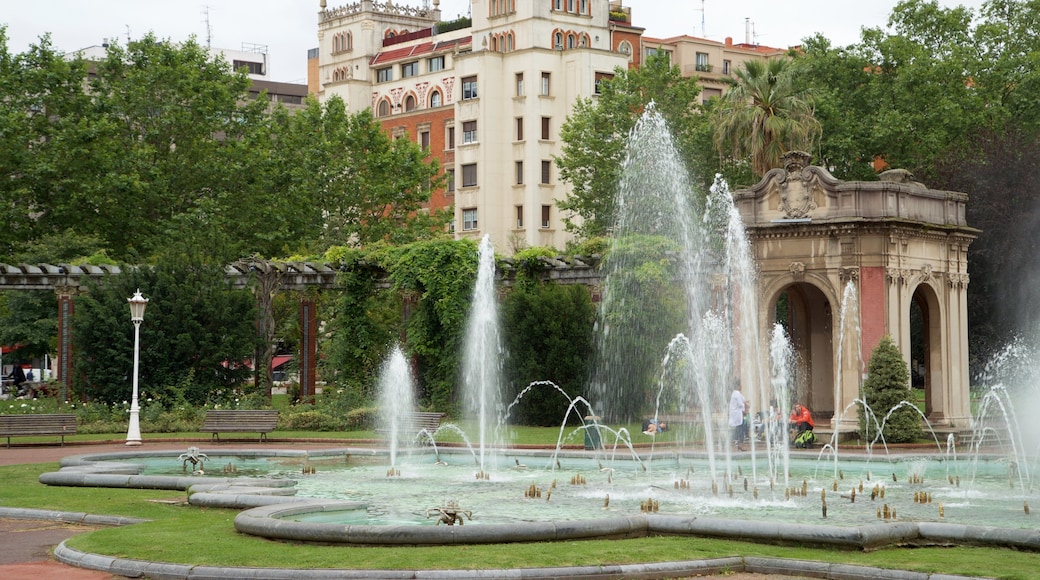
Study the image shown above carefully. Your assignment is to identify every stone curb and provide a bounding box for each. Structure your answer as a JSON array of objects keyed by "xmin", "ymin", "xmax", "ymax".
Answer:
[{"xmin": 53, "ymin": 542, "xmax": 991, "ymax": 580}]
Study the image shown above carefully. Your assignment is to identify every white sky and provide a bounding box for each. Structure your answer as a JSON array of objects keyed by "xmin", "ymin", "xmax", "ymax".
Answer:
[{"xmin": 3, "ymin": 0, "xmax": 988, "ymax": 84}]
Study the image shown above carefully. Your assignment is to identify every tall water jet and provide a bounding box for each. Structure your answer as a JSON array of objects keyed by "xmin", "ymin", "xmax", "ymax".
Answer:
[
  {"xmin": 462, "ymin": 235, "xmax": 504, "ymax": 476},
  {"xmin": 378, "ymin": 344, "xmax": 417, "ymax": 469},
  {"xmin": 592, "ymin": 104, "xmax": 765, "ymax": 479}
]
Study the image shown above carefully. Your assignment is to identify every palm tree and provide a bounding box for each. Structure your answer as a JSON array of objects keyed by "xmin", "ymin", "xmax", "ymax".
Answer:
[{"xmin": 712, "ymin": 58, "xmax": 821, "ymax": 176}]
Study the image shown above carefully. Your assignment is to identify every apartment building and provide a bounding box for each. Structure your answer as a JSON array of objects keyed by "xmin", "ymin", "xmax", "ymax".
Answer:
[
  {"xmin": 312, "ymin": 1, "xmax": 783, "ymax": 251},
  {"xmin": 314, "ymin": 0, "xmax": 642, "ymax": 252},
  {"xmin": 640, "ymin": 34, "xmax": 787, "ymax": 104}
]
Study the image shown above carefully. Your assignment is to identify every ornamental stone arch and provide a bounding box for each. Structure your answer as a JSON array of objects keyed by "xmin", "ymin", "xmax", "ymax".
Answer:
[{"xmin": 734, "ymin": 152, "xmax": 978, "ymax": 437}]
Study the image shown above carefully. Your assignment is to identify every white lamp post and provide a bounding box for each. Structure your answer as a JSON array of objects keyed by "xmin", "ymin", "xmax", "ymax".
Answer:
[{"xmin": 126, "ymin": 289, "xmax": 148, "ymax": 446}]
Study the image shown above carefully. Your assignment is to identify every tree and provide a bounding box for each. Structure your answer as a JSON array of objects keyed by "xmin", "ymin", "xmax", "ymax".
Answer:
[
  {"xmin": 712, "ymin": 57, "xmax": 821, "ymax": 177},
  {"xmin": 501, "ymin": 278, "xmax": 595, "ymax": 426},
  {"xmin": 556, "ymin": 54, "xmax": 703, "ymax": 239},
  {"xmin": 73, "ymin": 255, "xmax": 258, "ymax": 406},
  {"xmin": 259, "ymin": 97, "xmax": 449, "ymax": 255},
  {"xmin": 860, "ymin": 335, "xmax": 923, "ymax": 443}
]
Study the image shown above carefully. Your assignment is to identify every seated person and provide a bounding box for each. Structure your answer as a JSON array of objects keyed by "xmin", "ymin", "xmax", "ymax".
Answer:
[
  {"xmin": 789, "ymin": 403, "xmax": 814, "ymax": 436},
  {"xmin": 642, "ymin": 418, "xmax": 668, "ymax": 435}
]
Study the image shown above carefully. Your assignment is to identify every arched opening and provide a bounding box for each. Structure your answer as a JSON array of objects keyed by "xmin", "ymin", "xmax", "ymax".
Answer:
[
  {"xmin": 774, "ymin": 282, "xmax": 834, "ymax": 423},
  {"xmin": 911, "ymin": 283, "xmax": 945, "ymax": 421},
  {"xmin": 377, "ymin": 99, "xmax": 390, "ymax": 117},
  {"xmin": 429, "ymin": 90, "xmax": 442, "ymax": 108},
  {"xmin": 405, "ymin": 95, "xmax": 417, "ymax": 112}
]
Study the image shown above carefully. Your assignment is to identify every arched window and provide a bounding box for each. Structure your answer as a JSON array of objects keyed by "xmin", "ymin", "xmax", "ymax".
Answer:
[
  {"xmin": 619, "ymin": 40, "xmax": 633, "ymax": 59},
  {"xmin": 405, "ymin": 95, "xmax": 417, "ymax": 112},
  {"xmin": 490, "ymin": 35, "xmax": 498, "ymax": 52},
  {"xmin": 385, "ymin": 30, "xmax": 396, "ymax": 39},
  {"xmin": 580, "ymin": 34, "xmax": 589, "ymax": 47},
  {"xmin": 554, "ymin": 32, "xmax": 563, "ymax": 49},
  {"xmin": 507, "ymin": 32, "xmax": 514, "ymax": 52},
  {"xmin": 346, "ymin": 32, "xmax": 352, "ymax": 50},
  {"xmin": 333, "ymin": 34, "xmax": 340, "ymax": 53},
  {"xmin": 378, "ymin": 99, "xmax": 390, "ymax": 117},
  {"xmin": 430, "ymin": 90, "xmax": 442, "ymax": 108},
  {"xmin": 567, "ymin": 33, "xmax": 577, "ymax": 49}
]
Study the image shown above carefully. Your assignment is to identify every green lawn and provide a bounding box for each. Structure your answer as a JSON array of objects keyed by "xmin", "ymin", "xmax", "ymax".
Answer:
[{"xmin": 0, "ymin": 445, "xmax": 1037, "ymax": 578}]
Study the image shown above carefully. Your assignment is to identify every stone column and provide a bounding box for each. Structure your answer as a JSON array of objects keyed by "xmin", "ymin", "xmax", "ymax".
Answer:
[
  {"xmin": 299, "ymin": 298, "xmax": 317, "ymax": 403},
  {"xmin": 55, "ymin": 285, "xmax": 78, "ymax": 401}
]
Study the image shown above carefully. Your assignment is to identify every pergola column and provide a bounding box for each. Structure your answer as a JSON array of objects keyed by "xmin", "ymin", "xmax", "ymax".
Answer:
[
  {"xmin": 55, "ymin": 285, "xmax": 78, "ymax": 401},
  {"xmin": 299, "ymin": 298, "xmax": 317, "ymax": 403}
]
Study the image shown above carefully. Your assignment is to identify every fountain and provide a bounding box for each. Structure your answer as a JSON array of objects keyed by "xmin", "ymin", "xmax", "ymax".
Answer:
[
  {"xmin": 378, "ymin": 344, "xmax": 417, "ymax": 471},
  {"xmin": 462, "ymin": 234, "xmax": 504, "ymax": 478},
  {"xmin": 37, "ymin": 108, "xmax": 1040, "ymax": 559}
]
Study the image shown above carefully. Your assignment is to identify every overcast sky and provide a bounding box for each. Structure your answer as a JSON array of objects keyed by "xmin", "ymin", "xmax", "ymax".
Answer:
[{"xmin": 4, "ymin": 0, "xmax": 987, "ymax": 84}]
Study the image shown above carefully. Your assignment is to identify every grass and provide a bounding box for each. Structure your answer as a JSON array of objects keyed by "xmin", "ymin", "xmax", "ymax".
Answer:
[{"xmin": 1, "ymin": 443, "xmax": 1038, "ymax": 578}]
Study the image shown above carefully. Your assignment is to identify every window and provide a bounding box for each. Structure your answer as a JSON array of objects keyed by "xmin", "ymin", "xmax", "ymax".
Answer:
[
  {"xmin": 516, "ymin": 205, "xmax": 524, "ymax": 229},
  {"xmin": 553, "ymin": 0, "xmax": 563, "ymax": 10},
  {"xmin": 541, "ymin": 160, "xmax": 551, "ymax": 184},
  {"xmin": 695, "ymin": 52, "xmax": 710, "ymax": 72},
  {"xmin": 419, "ymin": 130, "xmax": 430, "ymax": 150},
  {"xmin": 447, "ymin": 126, "xmax": 455, "ymax": 150},
  {"xmin": 567, "ymin": 0, "xmax": 575, "ymax": 12},
  {"xmin": 515, "ymin": 72, "xmax": 524, "ymax": 96},
  {"xmin": 553, "ymin": 32, "xmax": 563, "ymax": 50},
  {"xmin": 233, "ymin": 60, "xmax": 264, "ymax": 76},
  {"xmin": 541, "ymin": 72, "xmax": 551, "ymax": 95},
  {"xmin": 462, "ymin": 163, "xmax": 477, "ymax": 187},
  {"xmin": 541, "ymin": 116, "xmax": 550, "ymax": 140},
  {"xmin": 541, "ymin": 205, "xmax": 551, "ymax": 228},
  {"xmin": 428, "ymin": 55, "xmax": 445, "ymax": 72},
  {"xmin": 463, "ymin": 208, "xmax": 478, "ymax": 231},
  {"xmin": 515, "ymin": 117, "xmax": 524, "ymax": 141},
  {"xmin": 567, "ymin": 34, "xmax": 577, "ymax": 49},
  {"xmin": 594, "ymin": 71, "xmax": 614, "ymax": 94},
  {"xmin": 430, "ymin": 90, "xmax": 442, "ymax": 108},
  {"xmin": 377, "ymin": 100, "xmax": 390, "ymax": 117},
  {"xmin": 462, "ymin": 120, "xmax": 477, "ymax": 144},
  {"xmin": 722, "ymin": 60, "xmax": 732, "ymax": 75},
  {"xmin": 462, "ymin": 76, "xmax": 478, "ymax": 100},
  {"xmin": 402, "ymin": 61, "xmax": 419, "ymax": 78},
  {"xmin": 701, "ymin": 88, "xmax": 722, "ymax": 105},
  {"xmin": 579, "ymin": 0, "xmax": 587, "ymax": 14},
  {"xmin": 515, "ymin": 161, "xmax": 524, "ymax": 185},
  {"xmin": 619, "ymin": 40, "xmax": 633, "ymax": 57},
  {"xmin": 446, "ymin": 168, "xmax": 455, "ymax": 192},
  {"xmin": 377, "ymin": 67, "xmax": 393, "ymax": 82},
  {"xmin": 405, "ymin": 95, "xmax": 417, "ymax": 111}
]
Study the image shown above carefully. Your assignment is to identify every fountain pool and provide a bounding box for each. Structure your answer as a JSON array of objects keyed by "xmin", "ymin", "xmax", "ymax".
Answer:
[{"xmin": 45, "ymin": 446, "xmax": 1036, "ymax": 532}]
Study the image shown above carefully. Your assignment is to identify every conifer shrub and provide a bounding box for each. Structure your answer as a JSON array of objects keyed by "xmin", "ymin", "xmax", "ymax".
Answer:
[{"xmin": 859, "ymin": 335, "xmax": 923, "ymax": 443}]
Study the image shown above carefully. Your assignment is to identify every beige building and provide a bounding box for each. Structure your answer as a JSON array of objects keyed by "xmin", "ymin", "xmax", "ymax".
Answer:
[
  {"xmin": 312, "ymin": 1, "xmax": 786, "ymax": 251},
  {"xmin": 314, "ymin": 0, "xmax": 640, "ymax": 251},
  {"xmin": 640, "ymin": 34, "xmax": 787, "ymax": 104}
]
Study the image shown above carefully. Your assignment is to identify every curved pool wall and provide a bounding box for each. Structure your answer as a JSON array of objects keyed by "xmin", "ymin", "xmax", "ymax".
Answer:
[{"xmin": 39, "ymin": 448, "xmax": 1040, "ymax": 551}]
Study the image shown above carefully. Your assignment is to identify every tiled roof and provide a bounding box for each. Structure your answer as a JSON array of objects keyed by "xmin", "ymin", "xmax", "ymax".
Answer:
[{"xmin": 369, "ymin": 37, "xmax": 471, "ymax": 66}]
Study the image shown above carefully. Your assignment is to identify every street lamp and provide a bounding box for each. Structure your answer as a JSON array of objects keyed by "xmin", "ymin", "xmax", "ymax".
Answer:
[{"xmin": 126, "ymin": 289, "xmax": 148, "ymax": 446}]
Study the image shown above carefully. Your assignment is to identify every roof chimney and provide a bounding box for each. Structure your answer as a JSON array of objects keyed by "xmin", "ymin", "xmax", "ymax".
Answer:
[{"xmin": 725, "ymin": 37, "xmax": 733, "ymax": 47}]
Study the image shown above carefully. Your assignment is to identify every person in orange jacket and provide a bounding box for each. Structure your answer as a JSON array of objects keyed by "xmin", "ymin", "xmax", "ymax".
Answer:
[{"xmin": 789, "ymin": 403, "xmax": 814, "ymax": 437}]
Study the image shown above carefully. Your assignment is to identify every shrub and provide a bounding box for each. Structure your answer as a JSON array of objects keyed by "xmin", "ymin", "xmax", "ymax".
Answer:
[{"xmin": 860, "ymin": 335, "xmax": 923, "ymax": 443}]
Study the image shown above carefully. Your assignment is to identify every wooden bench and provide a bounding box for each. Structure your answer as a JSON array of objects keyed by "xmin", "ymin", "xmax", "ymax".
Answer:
[
  {"xmin": 375, "ymin": 412, "xmax": 446, "ymax": 437},
  {"xmin": 0, "ymin": 414, "xmax": 77, "ymax": 447},
  {"xmin": 201, "ymin": 409, "xmax": 279, "ymax": 443}
]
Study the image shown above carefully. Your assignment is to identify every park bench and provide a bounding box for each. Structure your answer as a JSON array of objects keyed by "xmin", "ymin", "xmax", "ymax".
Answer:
[
  {"xmin": 0, "ymin": 414, "xmax": 77, "ymax": 447},
  {"xmin": 201, "ymin": 409, "xmax": 279, "ymax": 443},
  {"xmin": 375, "ymin": 412, "xmax": 446, "ymax": 437}
]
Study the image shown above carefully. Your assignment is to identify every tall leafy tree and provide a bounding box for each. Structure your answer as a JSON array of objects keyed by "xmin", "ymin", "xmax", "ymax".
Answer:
[
  {"xmin": 712, "ymin": 58, "xmax": 821, "ymax": 177},
  {"xmin": 556, "ymin": 54, "xmax": 703, "ymax": 239},
  {"xmin": 0, "ymin": 29, "xmax": 93, "ymax": 257}
]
